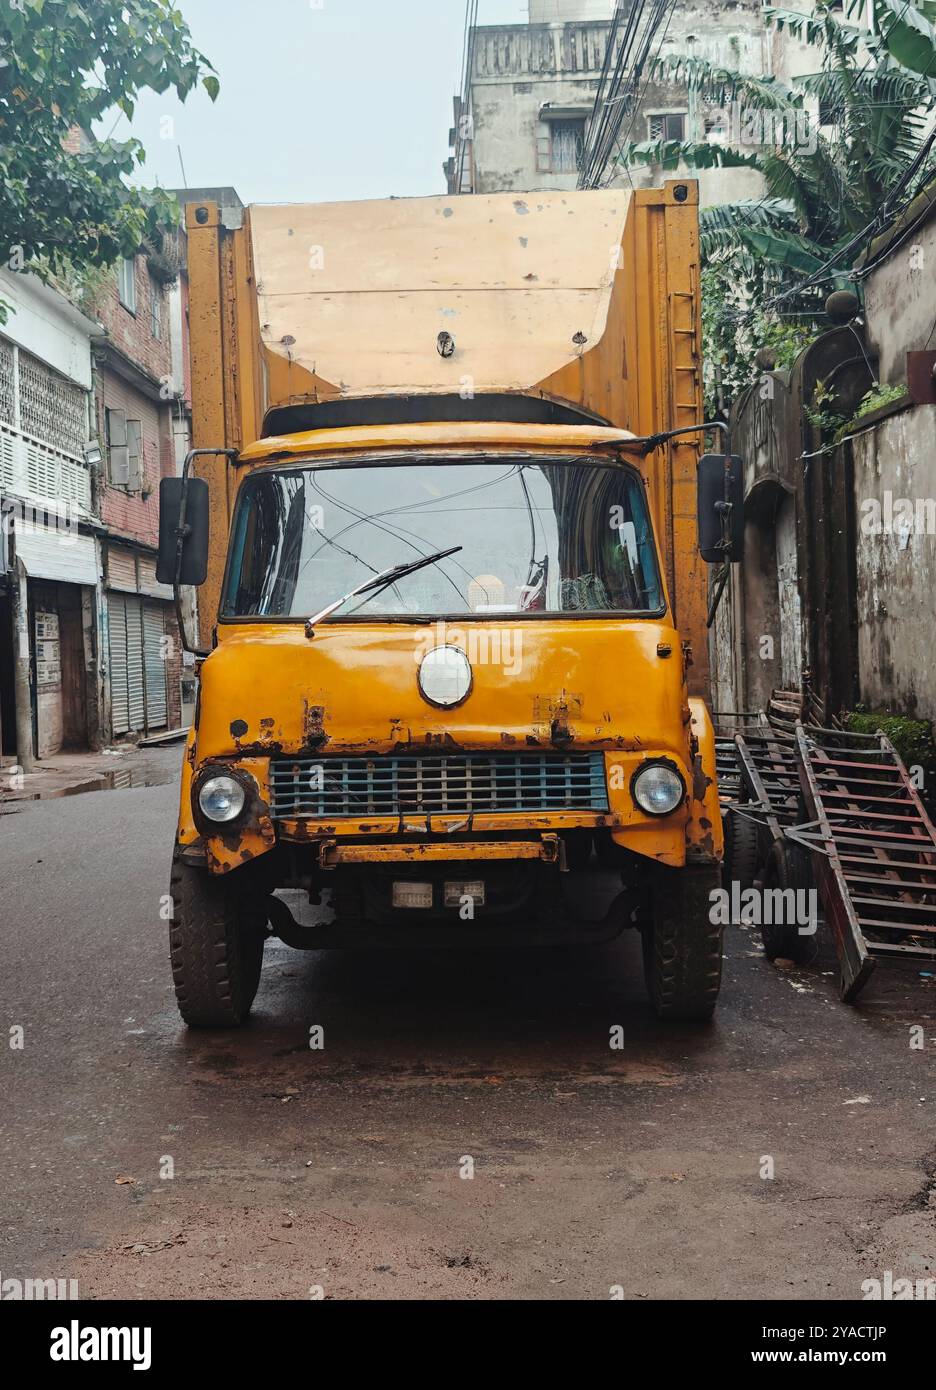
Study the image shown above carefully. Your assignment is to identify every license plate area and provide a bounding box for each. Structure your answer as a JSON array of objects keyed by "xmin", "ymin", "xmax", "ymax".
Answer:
[
  {"xmin": 444, "ymin": 880, "xmax": 486, "ymax": 909},
  {"xmin": 391, "ymin": 881, "xmax": 434, "ymax": 909}
]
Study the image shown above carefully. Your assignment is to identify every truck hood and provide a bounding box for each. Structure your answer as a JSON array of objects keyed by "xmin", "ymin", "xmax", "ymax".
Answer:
[{"xmin": 195, "ymin": 619, "xmax": 690, "ymax": 761}]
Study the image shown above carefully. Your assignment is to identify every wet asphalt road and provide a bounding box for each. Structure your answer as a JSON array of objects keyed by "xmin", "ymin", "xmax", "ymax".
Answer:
[{"xmin": 2, "ymin": 747, "xmax": 934, "ymax": 1300}]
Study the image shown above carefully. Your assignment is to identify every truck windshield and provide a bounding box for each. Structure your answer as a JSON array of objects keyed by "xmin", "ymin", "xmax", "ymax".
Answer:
[{"xmin": 222, "ymin": 457, "xmax": 664, "ymax": 620}]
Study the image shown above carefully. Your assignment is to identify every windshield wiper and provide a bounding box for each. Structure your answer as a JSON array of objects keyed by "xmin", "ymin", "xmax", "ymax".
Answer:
[{"xmin": 304, "ymin": 545, "xmax": 463, "ymax": 634}]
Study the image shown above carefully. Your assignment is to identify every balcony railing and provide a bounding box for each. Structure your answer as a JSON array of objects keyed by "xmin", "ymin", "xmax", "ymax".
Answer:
[{"xmin": 0, "ymin": 420, "xmax": 92, "ymax": 515}]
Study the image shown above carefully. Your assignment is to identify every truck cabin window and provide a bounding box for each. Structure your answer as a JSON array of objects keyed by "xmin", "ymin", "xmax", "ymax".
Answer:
[{"xmin": 222, "ymin": 457, "xmax": 664, "ymax": 620}]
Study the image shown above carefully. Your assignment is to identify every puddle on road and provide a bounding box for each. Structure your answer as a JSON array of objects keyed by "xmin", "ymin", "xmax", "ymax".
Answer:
[{"xmin": 11, "ymin": 766, "xmax": 175, "ymax": 801}]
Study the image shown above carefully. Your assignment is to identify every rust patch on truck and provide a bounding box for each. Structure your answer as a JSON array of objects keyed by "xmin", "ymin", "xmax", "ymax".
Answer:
[
  {"xmin": 423, "ymin": 731, "xmax": 463, "ymax": 749},
  {"xmin": 302, "ymin": 701, "xmax": 330, "ymax": 750},
  {"xmin": 691, "ymin": 752, "xmax": 712, "ymax": 803},
  {"xmin": 532, "ymin": 691, "xmax": 583, "ymax": 747}
]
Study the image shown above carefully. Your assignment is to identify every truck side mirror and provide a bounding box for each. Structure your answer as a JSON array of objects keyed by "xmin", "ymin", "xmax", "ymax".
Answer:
[
  {"xmin": 697, "ymin": 453, "xmax": 744, "ymax": 564},
  {"xmin": 157, "ymin": 476, "xmax": 210, "ymax": 586}
]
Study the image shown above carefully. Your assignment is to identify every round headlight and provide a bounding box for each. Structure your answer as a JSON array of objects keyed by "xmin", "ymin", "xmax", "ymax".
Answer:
[
  {"xmin": 198, "ymin": 774, "xmax": 246, "ymax": 823},
  {"xmin": 418, "ymin": 646, "xmax": 473, "ymax": 708},
  {"xmin": 632, "ymin": 762, "xmax": 685, "ymax": 816}
]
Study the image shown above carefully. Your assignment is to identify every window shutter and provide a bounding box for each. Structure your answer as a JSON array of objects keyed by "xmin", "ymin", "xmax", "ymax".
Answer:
[
  {"xmin": 127, "ymin": 419, "xmax": 144, "ymax": 491},
  {"xmin": 107, "ymin": 408, "xmax": 130, "ymax": 486},
  {"xmin": 119, "ymin": 258, "xmax": 137, "ymax": 313}
]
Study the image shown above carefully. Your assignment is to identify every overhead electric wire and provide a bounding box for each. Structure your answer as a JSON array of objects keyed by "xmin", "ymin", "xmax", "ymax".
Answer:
[
  {"xmin": 578, "ymin": 0, "xmax": 637, "ymax": 188},
  {"xmin": 452, "ymin": 0, "xmax": 480, "ymax": 194},
  {"xmin": 579, "ymin": 0, "xmax": 672, "ymax": 189},
  {"xmin": 600, "ymin": 0, "xmax": 680, "ymax": 189}
]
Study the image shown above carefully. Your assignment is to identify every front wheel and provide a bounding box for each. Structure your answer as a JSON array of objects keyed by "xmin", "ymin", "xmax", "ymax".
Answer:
[
  {"xmin": 760, "ymin": 839, "xmax": 815, "ymax": 964},
  {"xmin": 169, "ymin": 852, "xmax": 267, "ymax": 1027},
  {"xmin": 642, "ymin": 864, "xmax": 723, "ymax": 1021}
]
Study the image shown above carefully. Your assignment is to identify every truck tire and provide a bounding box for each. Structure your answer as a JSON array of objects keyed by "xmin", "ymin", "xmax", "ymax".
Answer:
[
  {"xmin": 642, "ymin": 864, "xmax": 723, "ymax": 1021},
  {"xmin": 760, "ymin": 838, "xmax": 815, "ymax": 965},
  {"xmin": 169, "ymin": 852, "xmax": 267, "ymax": 1027},
  {"xmin": 723, "ymin": 806, "xmax": 761, "ymax": 890}
]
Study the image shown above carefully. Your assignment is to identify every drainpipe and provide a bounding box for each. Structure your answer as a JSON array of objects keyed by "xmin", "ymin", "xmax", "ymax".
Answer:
[{"xmin": 10, "ymin": 555, "xmax": 35, "ymax": 772}]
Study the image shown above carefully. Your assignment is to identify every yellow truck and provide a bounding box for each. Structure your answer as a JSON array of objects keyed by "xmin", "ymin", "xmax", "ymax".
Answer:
[{"xmin": 158, "ymin": 180, "xmax": 740, "ymax": 1027}]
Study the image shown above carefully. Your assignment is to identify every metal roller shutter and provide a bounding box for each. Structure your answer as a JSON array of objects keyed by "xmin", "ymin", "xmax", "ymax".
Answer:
[
  {"xmin": 126, "ymin": 599, "xmax": 145, "ymax": 732},
  {"xmin": 108, "ymin": 593, "xmax": 130, "ymax": 736},
  {"xmin": 107, "ymin": 545, "xmax": 138, "ymax": 593},
  {"xmin": 142, "ymin": 601, "xmax": 168, "ymax": 730}
]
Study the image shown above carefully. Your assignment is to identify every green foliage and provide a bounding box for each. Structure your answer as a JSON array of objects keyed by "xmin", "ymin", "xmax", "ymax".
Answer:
[
  {"xmin": 859, "ymin": 0, "xmax": 936, "ymax": 79},
  {"xmin": 804, "ymin": 379, "xmax": 848, "ymax": 435},
  {"xmin": 844, "ymin": 709, "xmax": 936, "ymax": 775},
  {"xmin": 0, "ymin": 0, "xmax": 217, "ymax": 279},
  {"xmin": 759, "ymin": 316, "xmax": 817, "ymax": 370},
  {"xmin": 833, "ymin": 382, "xmax": 909, "ymax": 437},
  {"xmin": 616, "ymin": 3, "xmax": 936, "ymax": 411},
  {"xmin": 701, "ymin": 261, "xmax": 818, "ymax": 416},
  {"xmin": 852, "ymin": 382, "xmax": 908, "ymax": 418}
]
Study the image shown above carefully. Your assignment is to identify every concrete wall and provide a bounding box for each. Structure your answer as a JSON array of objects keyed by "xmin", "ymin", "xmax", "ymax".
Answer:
[
  {"xmin": 529, "ymin": 0, "xmax": 613, "ymax": 19},
  {"xmin": 460, "ymin": 5, "xmax": 767, "ymax": 206},
  {"xmin": 852, "ymin": 405, "xmax": 936, "ymax": 720},
  {"xmin": 863, "ymin": 212, "xmax": 936, "ymax": 387},
  {"xmin": 0, "ymin": 270, "xmax": 96, "ymax": 390}
]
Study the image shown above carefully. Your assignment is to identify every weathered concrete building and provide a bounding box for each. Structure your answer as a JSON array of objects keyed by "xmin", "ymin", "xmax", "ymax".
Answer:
[
  {"xmin": 444, "ymin": 0, "xmax": 767, "ymax": 206},
  {"xmin": 0, "ymin": 270, "xmax": 101, "ymax": 764},
  {"xmin": 849, "ymin": 187, "xmax": 936, "ymax": 723},
  {"xmin": 87, "ymin": 237, "xmax": 190, "ymax": 743},
  {"xmin": 711, "ymin": 175, "xmax": 936, "ymax": 729}
]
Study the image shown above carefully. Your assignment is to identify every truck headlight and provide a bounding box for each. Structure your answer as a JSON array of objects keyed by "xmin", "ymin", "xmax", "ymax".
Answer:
[
  {"xmin": 631, "ymin": 761, "xmax": 685, "ymax": 816},
  {"xmin": 197, "ymin": 774, "xmax": 246, "ymax": 823}
]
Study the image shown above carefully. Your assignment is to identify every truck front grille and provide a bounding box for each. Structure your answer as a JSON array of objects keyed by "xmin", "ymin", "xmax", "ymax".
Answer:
[{"xmin": 268, "ymin": 752, "xmax": 609, "ymax": 819}]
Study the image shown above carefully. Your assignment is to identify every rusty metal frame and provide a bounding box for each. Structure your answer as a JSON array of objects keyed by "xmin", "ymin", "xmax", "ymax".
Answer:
[
  {"xmin": 796, "ymin": 724, "xmax": 936, "ymax": 1002},
  {"xmin": 733, "ymin": 732, "xmax": 800, "ymax": 846},
  {"xmin": 317, "ymin": 835, "xmax": 561, "ymax": 870},
  {"xmin": 796, "ymin": 725, "xmax": 873, "ymax": 1000}
]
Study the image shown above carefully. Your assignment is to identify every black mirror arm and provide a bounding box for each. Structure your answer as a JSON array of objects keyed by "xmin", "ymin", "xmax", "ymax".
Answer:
[
  {"xmin": 636, "ymin": 419, "xmax": 740, "ymax": 573},
  {"xmin": 174, "ymin": 447, "xmax": 238, "ymax": 657},
  {"xmin": 635, "ymin": 419, "xmax": 732, "ymax": 459},
  {"xmin": 637, "ymin": 423, "xmax": 739, "ymax": 626}
]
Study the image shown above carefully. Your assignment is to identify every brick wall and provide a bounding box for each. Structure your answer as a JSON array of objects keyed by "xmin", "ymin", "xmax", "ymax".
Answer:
[
  {"xmin": 96, "ymin": 374, "xmax": 175, "ymax": 547},
  {"xmin": 91, "ymin": 255, "xmax": 172, "ymax": 385},
  {"xmin": 92, "ymin": 253, "xmax": 176, "ymax": 548}
]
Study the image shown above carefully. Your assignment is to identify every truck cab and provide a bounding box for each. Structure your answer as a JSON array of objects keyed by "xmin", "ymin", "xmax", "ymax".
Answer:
[{"xmin": 162, "ymin": 185, "xmax": 731, "ymax": 1026}]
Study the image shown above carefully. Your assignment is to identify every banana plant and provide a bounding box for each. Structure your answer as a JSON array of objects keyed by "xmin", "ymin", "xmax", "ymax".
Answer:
[{"xmin": 615, "ymin": 2, "xmax": 936, "ymax": 409}]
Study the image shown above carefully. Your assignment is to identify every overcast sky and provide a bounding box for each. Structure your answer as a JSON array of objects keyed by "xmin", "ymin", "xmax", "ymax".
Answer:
[{"xmin": 116, "ymin": 0, "xmax": 529, "ymax": 205}]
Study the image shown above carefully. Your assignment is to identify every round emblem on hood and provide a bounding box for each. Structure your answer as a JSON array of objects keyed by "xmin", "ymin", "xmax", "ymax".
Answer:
[{"xmin": 418, "ymin": 646, "xmax": 473, "ymax": 708}]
